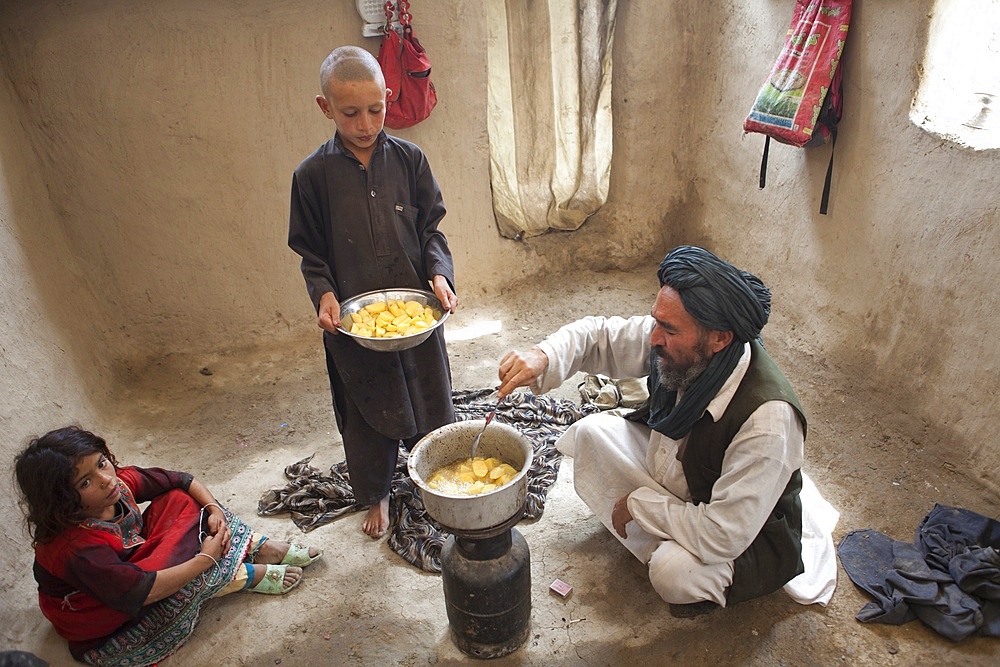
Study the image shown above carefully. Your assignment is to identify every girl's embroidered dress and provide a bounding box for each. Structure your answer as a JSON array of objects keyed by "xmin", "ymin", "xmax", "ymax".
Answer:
[{"xmin": 32, "ymin": 466, "xmax": 254, "ymax": 666}]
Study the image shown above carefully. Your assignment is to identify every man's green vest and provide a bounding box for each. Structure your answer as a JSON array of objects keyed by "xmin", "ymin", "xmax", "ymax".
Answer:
[{"xmin": 682, "ymin": 339, "xmax": 807, "ymax": 604}]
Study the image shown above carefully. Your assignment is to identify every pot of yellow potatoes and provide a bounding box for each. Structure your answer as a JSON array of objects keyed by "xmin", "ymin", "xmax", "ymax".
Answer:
[
  {"xmin": 335, "ymin": 288, "xmax": 448, "ymax": 352},
  {"xmin": 408, "ymin": 420, "xmax": 533, "ymax": 532}
]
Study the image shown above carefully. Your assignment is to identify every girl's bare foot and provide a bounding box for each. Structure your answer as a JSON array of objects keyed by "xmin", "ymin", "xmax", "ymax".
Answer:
[{"xmin": 362, "ymin": 495, "xmax": 390, "ymax": 538}]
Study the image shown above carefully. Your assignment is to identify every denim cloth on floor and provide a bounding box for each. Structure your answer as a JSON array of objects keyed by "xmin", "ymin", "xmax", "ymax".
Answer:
[{"xmin": 837, "ymin": 503, "xmax": 1000, "ymax": 641}]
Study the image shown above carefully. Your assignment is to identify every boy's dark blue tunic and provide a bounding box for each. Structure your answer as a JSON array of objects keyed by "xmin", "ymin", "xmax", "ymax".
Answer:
[{"xmin": 288, "ymin": 130, "xmax": 455, "ymax": 459}]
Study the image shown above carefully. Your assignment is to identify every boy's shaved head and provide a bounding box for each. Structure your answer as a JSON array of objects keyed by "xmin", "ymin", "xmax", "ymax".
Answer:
[{"xmin": 320, "ymin": 46, "xmax": 385, "ymax": 97}]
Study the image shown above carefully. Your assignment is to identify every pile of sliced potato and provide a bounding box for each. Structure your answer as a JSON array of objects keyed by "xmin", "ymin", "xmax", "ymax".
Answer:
[
  {"xmin": 347, "ymin": 299, "xmax": 439, "ymax": 338},
  {"xmin": 426, "ymin": 456, "xmax": 520, "ymax": 495}
]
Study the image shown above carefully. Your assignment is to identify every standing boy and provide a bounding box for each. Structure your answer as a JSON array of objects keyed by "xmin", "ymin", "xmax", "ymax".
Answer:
[{"xmin": 288, "ymin": 46, "xmax": 458, "ymax": 538}]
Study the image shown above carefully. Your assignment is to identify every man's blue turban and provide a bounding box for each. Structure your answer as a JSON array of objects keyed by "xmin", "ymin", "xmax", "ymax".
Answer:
[
  {"xmin": 657, "ymin": 245, "xmax": 771, "ymax": 342},
  {"xmin": 645, "ymin": 246, "xmax": 773, "ymax": 440}
]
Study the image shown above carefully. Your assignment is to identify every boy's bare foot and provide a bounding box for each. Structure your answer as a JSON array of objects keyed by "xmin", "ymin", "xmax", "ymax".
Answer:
[
  {"xmin": 254, "ymin": 539, "xmax": 321, "ymax": 565},
  {"xmin": 362, "ymin": 495, "xmax": 390, "ymax": 538},
  {"xmin": 249, "ymin": 564, "xmax": 302, "ymax": 589}
]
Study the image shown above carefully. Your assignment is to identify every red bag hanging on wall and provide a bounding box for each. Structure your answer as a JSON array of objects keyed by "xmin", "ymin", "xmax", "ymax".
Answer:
[
  {"xmin": 377, "ymin": 0, "xmax": 438, "ymax": 129},
  {"xmin": 743, "ymin": 0, "xmax": 852, "ymax": 215}
]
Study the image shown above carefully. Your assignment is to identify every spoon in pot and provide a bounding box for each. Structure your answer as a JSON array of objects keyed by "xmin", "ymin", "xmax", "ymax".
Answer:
[{"xmin": 470, "ymin": 389, "xmax": 500, "ymax": 459}]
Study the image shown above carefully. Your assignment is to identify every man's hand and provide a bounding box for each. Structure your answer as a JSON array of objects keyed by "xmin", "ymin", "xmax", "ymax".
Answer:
[
  {"xmin": 497, "ymin": 347, "xmax": 549, "ymax": 399},
  {"xmin": 612, "ymin": 493, "xmax": 633, "ymax": 539},
  {"xmin": 318, "ymin": 292, "xmax": 341, "ymax": 334},
  {"xmin": 432, "ymin": 275, "xmax": 458, "ymax": 313}
]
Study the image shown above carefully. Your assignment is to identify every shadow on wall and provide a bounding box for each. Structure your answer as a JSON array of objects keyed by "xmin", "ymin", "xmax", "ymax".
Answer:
[{"xmin": 0, "ymin": 71, "xmax": 118, "ymax": 419}]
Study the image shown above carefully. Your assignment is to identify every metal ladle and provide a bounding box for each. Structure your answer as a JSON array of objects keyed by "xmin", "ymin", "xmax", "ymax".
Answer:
[{"xmin": 470, "ymin": 390, "xmax": 500, "ymax": 459}]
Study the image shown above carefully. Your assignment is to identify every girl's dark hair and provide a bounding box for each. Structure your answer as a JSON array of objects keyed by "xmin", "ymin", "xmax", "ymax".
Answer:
[{"xmin": 13, "ymin": 426, "xmax": 120, "ymax": 545}]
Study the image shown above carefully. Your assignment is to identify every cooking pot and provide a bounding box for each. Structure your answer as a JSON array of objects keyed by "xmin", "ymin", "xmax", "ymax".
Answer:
[{"xmin": 408, "ymin": 420, "xmax": 532, "ymax": 532}]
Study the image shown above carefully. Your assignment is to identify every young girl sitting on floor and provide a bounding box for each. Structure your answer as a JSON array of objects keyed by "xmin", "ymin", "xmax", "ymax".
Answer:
[{"xmin": 14, "ymin": 426, "xmax": 321, "ymax": 667}]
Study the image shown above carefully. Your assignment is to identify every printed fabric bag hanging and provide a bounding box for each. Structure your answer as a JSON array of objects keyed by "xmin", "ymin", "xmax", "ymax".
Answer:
[
  {"xmin": 377, "ymin": 0, "xmax": 438, "ymax": 129},
  {"xmin": 743, "ymin": 0, "xmax": 852, "ymax": 214}
]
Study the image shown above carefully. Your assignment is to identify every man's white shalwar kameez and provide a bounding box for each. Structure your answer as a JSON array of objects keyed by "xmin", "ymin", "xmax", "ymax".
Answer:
[{"xmin": 533, "ymin": 315, "xmax": 839, "ymax": 607}]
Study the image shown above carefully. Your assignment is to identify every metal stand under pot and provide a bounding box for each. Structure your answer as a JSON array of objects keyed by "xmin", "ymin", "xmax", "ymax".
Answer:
[{"xmin": 408, "ymin": 420, "xmax": 533, "ymax": 659}]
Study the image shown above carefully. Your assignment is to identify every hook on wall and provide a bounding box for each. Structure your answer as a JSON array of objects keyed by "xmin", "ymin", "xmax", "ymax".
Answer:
[{"xmin": 355, "ymin": 0, "xmax": 400, "ymax": 38}]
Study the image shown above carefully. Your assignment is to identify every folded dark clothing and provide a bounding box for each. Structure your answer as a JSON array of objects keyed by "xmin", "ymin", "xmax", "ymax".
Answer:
[
  {"xmin": 838, "ymin": 503, "xmax": 1000, "ymax": 641},
  {"xmin": 951, "ymin": 546, "xmax": 1000, "ymax": 599},
  {"xmin": 919, "ymin": 505, "xmax": 1000, "ymax": 572}
]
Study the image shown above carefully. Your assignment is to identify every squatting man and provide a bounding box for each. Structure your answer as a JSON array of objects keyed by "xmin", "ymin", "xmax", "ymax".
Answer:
[{"xmin": 496, "ymin": 245, "xmax": 838, "ymax": 616}]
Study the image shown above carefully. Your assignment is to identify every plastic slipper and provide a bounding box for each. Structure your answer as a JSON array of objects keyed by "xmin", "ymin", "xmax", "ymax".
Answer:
[
  {"xmin": 279, "ymin": 543, "xmax": 323, "ymax": 567},
  {"xmin": 247, "ymin": 564, "xmax": 301, "ymax": 595}
]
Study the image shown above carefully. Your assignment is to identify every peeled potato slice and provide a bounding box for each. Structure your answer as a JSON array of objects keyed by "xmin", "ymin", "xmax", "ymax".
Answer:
[
  {"xmin": 348, "ymin": 300, "xmax": 440, "ymax": 339},
  {"xmin": 427, "ymin": 456, "xmax": 519, "ymax": 495}
]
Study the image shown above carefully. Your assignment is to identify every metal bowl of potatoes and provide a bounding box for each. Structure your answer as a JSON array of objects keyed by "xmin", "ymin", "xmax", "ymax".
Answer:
[{"xmin": 336, "ymin": 288, "xmax": 449, "ymax": 353}]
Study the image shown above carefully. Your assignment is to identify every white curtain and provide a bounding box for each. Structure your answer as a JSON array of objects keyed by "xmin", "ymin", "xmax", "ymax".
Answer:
[{"xmin": 487, "ymin": 0, "xmax": 618, "ymax": 239}]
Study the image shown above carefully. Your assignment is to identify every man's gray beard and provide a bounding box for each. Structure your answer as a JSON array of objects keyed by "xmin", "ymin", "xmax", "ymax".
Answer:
[{"xmin": 656, "ymin": 356, "xmax": 710, "ymax": 391}]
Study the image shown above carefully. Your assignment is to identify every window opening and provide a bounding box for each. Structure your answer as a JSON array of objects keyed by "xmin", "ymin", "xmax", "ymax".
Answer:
[{"xmin": 911, "ymin": 0, "xmax": 1000, "ymax": 150}]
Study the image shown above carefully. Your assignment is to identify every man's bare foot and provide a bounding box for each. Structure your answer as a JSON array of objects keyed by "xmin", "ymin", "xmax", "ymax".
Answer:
[
  {"xmin": 254, "ymin": 539, "xmax": 321, "ymax": 565},
  {"xmin": 249, "ymin": 564, "xmax": 302, "ymax": 590},
  {"xmin": 362, "ymin": 495, "xmax": 390, "ymax": 538}
]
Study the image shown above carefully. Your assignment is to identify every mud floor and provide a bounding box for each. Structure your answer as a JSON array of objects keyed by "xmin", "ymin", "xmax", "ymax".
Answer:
[{"xmin": 7, "ymin": 268, "xmax": 999, "ymax": 666}]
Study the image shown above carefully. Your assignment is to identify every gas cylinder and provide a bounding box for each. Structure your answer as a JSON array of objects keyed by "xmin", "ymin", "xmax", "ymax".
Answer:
[{"xmin": 440, "ymin": 527, "xmax": 531, "ymax": 659}]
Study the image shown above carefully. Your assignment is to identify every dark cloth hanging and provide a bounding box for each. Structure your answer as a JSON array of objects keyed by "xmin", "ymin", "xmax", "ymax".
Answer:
[{"xmin": 837, "ymin": 503, "xmax": 1000, "ymax": 641}]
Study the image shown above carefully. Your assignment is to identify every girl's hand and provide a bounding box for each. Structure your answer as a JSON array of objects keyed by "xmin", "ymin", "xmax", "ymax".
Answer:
[
  {"xmin": 205, "ymin": 506, "xmax": 226, "ymax": 537},
  {"xmin": 200, "ymin": 526, "xmax": 230, "ymax": 560}
]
